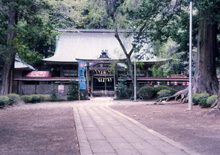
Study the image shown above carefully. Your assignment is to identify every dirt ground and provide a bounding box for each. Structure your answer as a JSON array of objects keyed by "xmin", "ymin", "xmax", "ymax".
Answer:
[
  {"xmin": 112, "ymin": 102, "xmax": 220, "ymax": 155},
  {"xmin": 0, "ymin": 103, "xmax": 79, "ymax": 155}
]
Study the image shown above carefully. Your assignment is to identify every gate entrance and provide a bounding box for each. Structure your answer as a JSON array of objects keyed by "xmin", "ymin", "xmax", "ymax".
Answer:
[
  {"xmin": 93, "ymin": 77, "xmax": 114, "ymax": 96},
  {"xmin": 76, "ymin": 50, "xmax": 127, "ymax": 98}
]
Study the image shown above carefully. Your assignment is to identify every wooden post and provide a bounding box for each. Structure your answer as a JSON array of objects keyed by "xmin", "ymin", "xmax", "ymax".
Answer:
[
  {"xmin": 86, "ymin": 62, "xmax": 90, "ymax": 97},
  {"xmin": 91, "ymin": 75, "xmax": 93, "ymax": 97},
  {"xmin": 114, "ymin": 63, "xmax": 118, "ymax": 98},
  {"xmin": 60, "ymin": 65, "xmax": 64, "ymax": 77},
  {"xmin": 78, "ymin": 82, "xmax": 80, "ymax": 100}
]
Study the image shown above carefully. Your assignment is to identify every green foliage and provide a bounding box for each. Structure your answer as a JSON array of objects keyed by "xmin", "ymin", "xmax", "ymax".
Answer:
[
  {"xmin": 0, "ymin": 96, "xmax": 9, "ymax": 107},
  {"xmin": 206, "ymin": 95, "xmax": 218, "ymax": 107},
  {"xmin": 15, "ymin": 19, "xmax": 57, "ymax": 68},
  {"xmin": 151, "ymin": 63, "xmax": 165, "ymax": 77},
  {"xmin": 192, "ymin": 93, "xmax": 199, "ymax": 105},
  {"xmin": 0, "ymin": 0, "xmax": 56, "ymax": 70},
  {"xmin": 151, "ymin": 60, "xmax": 185, "ymax": 77},
  {"xmin": 48, "ymin": 0, "xmax": 114, "ymax": 29},
  {"xmin": 38, "ymin": 94, "xmax": 48, "ymax": 102},
  {"xmin": 67, "ymin": 80, "xmax": 78, "ymax": 100},
  {"xmin": 199, "ymin": 98, "xmax": 209, "ymax": 108},
  {"xmin": 7, "ymin": 93, "xmax": 20, "ymax": 105},
  {"xmin": 153, "ymin": 86, "xmax": 177, "ymax": 94},
  {"xmin": 21, "ymin": 94, "xmax": 48, "ymax": 103},
  {"xmin": 20, "ymin": 95, "xmax": 31, "ymax": 103},
  {"xmin": 126, "ymin": 88, "xmax": 134, "ymax": 99},
  {"xmin": 138, "ymin": 86, "xmax": 155, "ymax": 100},
  {"xmin": 193, "ymin": 93, "xmax": 210, "ymax": 105},
  {"xmin": 30, "ymin": 95, "xmax": 41, "ymax": 103},
  {"xmin": 50, "ymin": 86, "xmax": 58, "ymax": 101},
  {"xmin": 157, "ymin": 89, "xmax": 172, "ymax": 99},
  {"xmin": 116, "ymin": 81, "xmax": 129, "ymax": 99},
  {"xmin": 116, "ymin": 74, "xmax": 133, "ymax": 99}
]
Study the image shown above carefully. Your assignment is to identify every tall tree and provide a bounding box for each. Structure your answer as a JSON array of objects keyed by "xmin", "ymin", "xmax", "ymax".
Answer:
[
  {"xmin": 1, "ymin": 0, "xmax": 17, "ymax": 94},
  {"xmin": 153, "ymin": 0, "xmax": 220, "ymax": 102},
  {"xmin": 0, "ymin": 0, "xmax": 55, "ymax": 95},
  {"xmin": 107, "ymin": 0, "xmax": 220, "ymax": 105},
  {"xmin": 110, "ymin": 0, "xmax": 181, "ymax": 85},
  {"xmin": 193, "ymin": 3, "xmax": 219, "ymax": 95}
]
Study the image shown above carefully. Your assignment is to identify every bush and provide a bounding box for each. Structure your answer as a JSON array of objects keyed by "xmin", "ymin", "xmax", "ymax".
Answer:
[
  {"xmin": 193, "ymin": 93, "xmax": 209, "ymax": 105},
  {"xmin": 126, "ymin": 88, "xmax": 134, "ymax": 98},
  {"xmin": 0, "ymin": 96, "xmax": 9, "ymax": 107},
  {"xmin": 67, "ymin": 81, "xmax": 78, "ymax": 100},
  {"xmin": 199, "ymin": 98, "xmax": 209, "ymax": 108},
  {"xmin": 20, "ymin": 95, "xmax": 31, "ymax": 103},
  {"xmin": 50, "ymin": 86, "xmax": 58, "ymax": 101},
  {"xmin": 154, "ymin": 85, "xmax": 177, "ymax": 94},
  {"xmin": 153, "ymin": 86, "xmax": 171, "ymax": 92},
  {"xmin": 157, "ymin": 89, "xmax": 172, "ymax": 99},
  {"xmin": 30, "ymin": 95, "xmax": 41, "ymax": 103},
  {"xmin": 138, "ymin": 86, "xmax": 155, "ymax": 100},
  {"xmin": 206, "ymin": 95, "xmax": 218, "ymax": 106},
  {"xmin": 192, "ymin": 93, "xmax": 199, "ymax": 105},
  {"xmin": 38, "ymin": 94, "xmax": 48, "ymax": 102},
  {"xmin": 116, "ymin": 82, "xmax": 129, "ymax": 99},
  {"xmin": 7, "ymin": 93, "xmax": 20, "ymax": 105}
]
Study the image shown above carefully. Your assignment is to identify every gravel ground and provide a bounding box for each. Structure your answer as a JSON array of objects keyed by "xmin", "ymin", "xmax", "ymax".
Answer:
[
  {"xmin": 0, "ymin": 103, "xmax": 79, "ymax": 155},
  {"xmin": 111, "ymin": 102, "xmax": 220, "ymax": 155}
]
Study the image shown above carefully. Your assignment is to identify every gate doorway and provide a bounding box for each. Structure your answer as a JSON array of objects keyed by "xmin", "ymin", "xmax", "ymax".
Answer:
[{"xmin": 93, "ymin": 77, "xmax": 114, "ymax": 97}]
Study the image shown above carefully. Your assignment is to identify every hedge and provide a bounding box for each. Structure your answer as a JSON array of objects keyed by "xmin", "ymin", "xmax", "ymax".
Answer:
[
  {"xmin": 157, "ymin": 89, "xmax": 172, "ymax": 99},
  {"xmin": 193, "ymin": 93, "xmax": 209, "ymax": 105},
  {"xmin": 138, "ymin": 86, "xmax": 155, "ymax": 100},
  {"xmin": 205, "ymin": 95, "xmax": 218, "ymax": 108},
  {"xmin": 7, "ymin": 93, "xmax": 20, "ymax": 105},
  {"xmin": 0, "ymin": 96, "xmax": 9, "ymax": 107}
]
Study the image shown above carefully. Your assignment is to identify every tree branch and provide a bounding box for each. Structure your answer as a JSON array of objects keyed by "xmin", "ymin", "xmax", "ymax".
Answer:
[
  {"xmin": 128, "ymin": 22, "xmax": 147, "ymax": 57},
  {"xmin": 114, "ymin": 27, "xmax": 129, "ymax": 57}
]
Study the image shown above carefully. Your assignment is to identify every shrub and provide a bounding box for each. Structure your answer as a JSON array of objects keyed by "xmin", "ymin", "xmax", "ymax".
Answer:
[
  {"xmin": 192, "ymin": 93, "xmax": 199, "ymax": 105},
  {"xmin": 116, "ymin": 82, "xmax": 129, "ymax": 99},
  {"xmin": 7, "ymin": 93, "xmax": 20, "ymax": 105},
  {"xmin": 50, "ymin": 86, "xmax": 58, "ymax": 101},
  {"xmin": 20, "ymin": 95, "xmax": 31, "ymax": 103},
  {"xmin": 126, "ymin": 88, "xmax": 133, "ymax": 98},
  {"xmin": 67, "ymin": 81, "xmax": 78, "ymax": 100},
  {"xmin": 0, "ymin": 96, "xmax": 9, "ymax": 107},
  {"xmin": 199, "ymin": 98, "xmax": 209, "ymax": 108},
  {"xmin": 193, "ymin": 93, "xmax": 209, "ymax": 105},
  {"xmin": 38, "ymin": 94, "xmax": 48, "ymax": 102},
  {"xmin": 153, "ymin": 85, "xmax": 177, "ymax": 94},
  {"xmin": 157, "ymin": 89, "xmax": 172, "ymax": 99},
  {"xmin": 154, "ymin": 86, "xmax": 171, "ymax": 92},
  {"xmin": 206, "ymin": 95, "xmax": 218, "ymax": 106},
  {"xmin": 138, "ymin": 86, "xmax": 155, "ymax": 100},
  {"xmin": 30, "ymin": 95, "xmax": 41, "ymax": 103},
  {"xmin": 205, "ymin": 95, "xmax": 218, "ymax": 108}
]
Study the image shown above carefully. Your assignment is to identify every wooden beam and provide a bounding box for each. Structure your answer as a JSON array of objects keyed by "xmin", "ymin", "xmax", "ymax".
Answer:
[{"xmin": 86, "ymin": 62, "xmax": 90, "ymax": 96}]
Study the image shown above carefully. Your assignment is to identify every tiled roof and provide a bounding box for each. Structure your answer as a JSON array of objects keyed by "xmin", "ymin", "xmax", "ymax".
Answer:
[
  {"xmin": 43, "ymin": 30, "xmax": 166, "ymax": 63},
  {"xmin": 15, "ymin": 56, "xmax": 36, "ymax": 70}
]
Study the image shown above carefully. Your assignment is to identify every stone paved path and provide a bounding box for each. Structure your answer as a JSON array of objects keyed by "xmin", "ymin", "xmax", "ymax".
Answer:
[{"xmin": 74, "ymin": 98, "xmax": 200, "ymax": 155}]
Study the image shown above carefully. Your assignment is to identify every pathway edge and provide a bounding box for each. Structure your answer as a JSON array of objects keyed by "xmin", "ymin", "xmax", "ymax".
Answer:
[{"xmin": 108, "ymin": 107, "xmax": 201, "ymax": 155}]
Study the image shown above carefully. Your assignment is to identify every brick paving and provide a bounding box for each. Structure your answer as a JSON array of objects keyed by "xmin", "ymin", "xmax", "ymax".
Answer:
[{"xmin": 74, "ymin": 98, "xmax": 200, "ymax": 155}]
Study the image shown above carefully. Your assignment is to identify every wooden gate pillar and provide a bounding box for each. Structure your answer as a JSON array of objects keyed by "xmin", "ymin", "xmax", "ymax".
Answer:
[
  {"xmin": 114, "ymin": 63, "xmax": 118, "ymax": 98},
  {"xmin": 86, "ymin": 62, "xmax": 90, "ymax": 97}
]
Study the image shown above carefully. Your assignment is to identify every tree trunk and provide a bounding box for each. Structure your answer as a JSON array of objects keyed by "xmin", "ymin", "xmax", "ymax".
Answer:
[
  {"xmin": 157, "ymin": 9, "xmax": 219, "ymax": 103},
  {"xmin": 126, "ymin": 56, "xmax": 134, "ymax": 84},
  {"xmin": 0, "ymin": 2, "xmax": 17, "ymax": 95},
  {"xmin": 192, "ymin": 10, "xmax": 218, "ymax": 95},
  {"xmin": 114, "ymin": 29, "xmax": 134, "ymax": 84}
]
